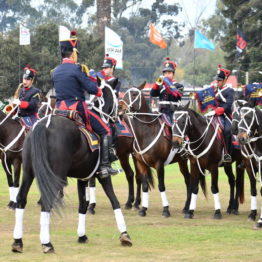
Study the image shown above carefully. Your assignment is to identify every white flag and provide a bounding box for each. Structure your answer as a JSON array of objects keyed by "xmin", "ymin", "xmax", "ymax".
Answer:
[
  {"xmin": 59, "ymin": 25, "xmax": 70, "ymax": 41},
  {"xmin": 19, "ymin": 25, "xmax": 30, "ymax": 45},
  {"xmin": 105, "ymin": 26, "xmax": 123, "ymax": 69}
]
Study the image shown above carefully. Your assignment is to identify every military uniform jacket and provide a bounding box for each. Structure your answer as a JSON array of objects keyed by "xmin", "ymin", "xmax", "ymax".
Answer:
[
  {"xmin": 215, "ymin": 85, "xmax": 235, "ymax": 115},
  {"xmin": 52, "ymin": 61, "xmax": 99, "ymax": 103},
  {"xmin": 18, "ymin": 86, "xmax": 40, "ymax": 117},
  {"xmin": 151, "ymin": 79, "xmax": 183, "ymax": 113}
]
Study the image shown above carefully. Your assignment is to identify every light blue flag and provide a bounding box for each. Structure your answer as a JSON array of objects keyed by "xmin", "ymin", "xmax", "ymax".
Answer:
[{"xmin": 194, "ymin": 30, "xmax": 215, "ymax": 51}]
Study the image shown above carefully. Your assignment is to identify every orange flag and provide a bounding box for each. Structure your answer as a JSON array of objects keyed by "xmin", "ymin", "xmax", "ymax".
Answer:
[{"xmin": 149, "ymin": 24, "xmax": 167, "ymax": 49}]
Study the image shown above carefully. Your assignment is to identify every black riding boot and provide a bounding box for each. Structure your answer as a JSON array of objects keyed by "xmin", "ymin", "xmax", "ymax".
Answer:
[
  {"xmin": 224, "ymin": 135, "xmax": 232, "ymax": 163},
  {"xmin": 108, "ymin": 135, "xmax": 118, "ymax": 163},
  {"xmin": 99, "ymin": 136, "xmax": 118, "ymax": 179}
]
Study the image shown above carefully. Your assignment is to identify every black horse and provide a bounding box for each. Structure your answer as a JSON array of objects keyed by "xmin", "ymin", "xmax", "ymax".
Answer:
[
  {"xmin": 236, "ymin": 101, "xmax": 262, "ymax": 228},
  {"xmin": 172, "ymin": 104, "xmax": 244, "ymax": 219},
  {"xmin": 0, "ymin": 108, "xmax": 23, "ymax": 209},
  {"xmin": 118, "ymin": 82, "xmax": 192, "ymax": 217},
  {"xmin": 11, "ymin": 80, "xmax": 132, "ymax": 254},
  {"xmin": 232, "ymin": 100, "xmax": 258, "ymax": 221}
]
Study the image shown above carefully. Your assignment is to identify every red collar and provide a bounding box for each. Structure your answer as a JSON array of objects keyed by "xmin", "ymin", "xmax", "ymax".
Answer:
[
  {"xmin": 62, "ymin": 58, "xmax": 75, "ymax": 64},
  {"xmin": 23, "ymin": 86, "xmax": 31, "ymax": 91}
]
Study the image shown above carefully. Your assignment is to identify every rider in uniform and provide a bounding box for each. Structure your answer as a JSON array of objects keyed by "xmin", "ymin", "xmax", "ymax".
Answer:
[
  {"xmin": 150, "ymin": 57, "xmax": 184, "ymax": 127},
  {"xmin": 13, "ymin": 66, "xmax": 41, "ymax": 126},
  {"xmin": 213, "ymin": 64, "xmax": 234, "ymax": 163},
  {"xmin": 52, "ymin": 30, "xmax": 118, "ymax": 178}
]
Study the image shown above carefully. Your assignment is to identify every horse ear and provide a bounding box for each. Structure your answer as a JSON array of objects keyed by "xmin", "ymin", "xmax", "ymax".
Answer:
[
  {"xmin": 138, "ymin": 81, "xmax": 146, "ymax": 90},
  {"xmin": 247, "ymin": 98, "xmax": 256, "ymax": 108},
  {"xmin": 109, "ymin": 78, "xmax": 119, "ymax": 90},
  {"xmin": 184, "ymin": 101, "xmax": 190, "ymax": 109},
  {"xmin": 96, "ymin": 76, "xmax": 101, "ymax": 86}
]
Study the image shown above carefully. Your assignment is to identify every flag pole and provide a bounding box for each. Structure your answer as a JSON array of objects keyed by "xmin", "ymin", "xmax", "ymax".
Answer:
[{"xmin": 193, "ymin": 30, "xmax": 196, "ymax": 110}]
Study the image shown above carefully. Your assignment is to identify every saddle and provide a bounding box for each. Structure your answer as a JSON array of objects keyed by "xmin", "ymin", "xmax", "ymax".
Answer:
[
  {"xmin": 114, "ymin": 120, "xmax": 133, "ymax": 137},
  {"xmin": 53, "ymin": 109, "xmax": 99, "ymax": 152},
  {"xmin": 160, "ymin": 115, "xmax": 172, "ymax": 140}
]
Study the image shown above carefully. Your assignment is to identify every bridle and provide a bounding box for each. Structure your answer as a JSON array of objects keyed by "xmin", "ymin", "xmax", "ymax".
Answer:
[{"xmin": 238, "ymin": 107, "xmax": 259, "ymax": 136}]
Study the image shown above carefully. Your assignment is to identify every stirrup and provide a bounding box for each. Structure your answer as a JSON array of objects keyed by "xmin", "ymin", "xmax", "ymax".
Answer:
[
  {"xmin": 224, "ymin": 154, "xmax": 232, "ymax": 163},
  {"xmin": 99, "ymin": 166, "xmax": 118, "ymax": 179}
]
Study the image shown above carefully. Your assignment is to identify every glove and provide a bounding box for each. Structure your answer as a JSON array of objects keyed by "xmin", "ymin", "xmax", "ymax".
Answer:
[
  {"xmin": 96, "ymin": 87, "xmax": 102, "ymax": 97},
  {"xmin": 215, "ymin": 107, "xmax": 225, "ymax": 116},
  {"xmin": 12, "ymin": 99, "xmax": 20, "ymax": 105}
]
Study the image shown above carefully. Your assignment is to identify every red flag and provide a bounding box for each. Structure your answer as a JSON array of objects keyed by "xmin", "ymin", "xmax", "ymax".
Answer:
[
  {"xmin": 236, "ymin": 28, "xmax": 247, "ymax": 53},
  {"xmin": 149, "ymin": 24, "xmax": 167, "ymax": 49}
]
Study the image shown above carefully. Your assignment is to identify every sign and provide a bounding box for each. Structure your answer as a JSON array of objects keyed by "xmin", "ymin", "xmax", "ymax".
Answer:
[
  {"xmin": 19, "ymin": 25, "xmax": 30, "ymax": 45},
  {"xmin": 105, "ymin": 26, "xmax": 123, "ymax": 69}
]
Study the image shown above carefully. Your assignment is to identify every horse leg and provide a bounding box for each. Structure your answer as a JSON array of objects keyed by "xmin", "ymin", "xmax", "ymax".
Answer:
[
  {"xmin": 254, "ymin": 187, "xmax": 262, "ymax": 229},
  {"xmin": 178, "ymin": 158, "xmax": 191, "ymax": 213},
  {"xmin": 134, "ymin": 172, "xmax": 142, "ymax": 210},
  {"xmin": 156, "ymin": 163, "xmax": 170, "ymax": 217},
  {"xmin": 119, "ymin": 153, "xmax": 135, "ymax": 209},
  {"xmin": 97, "ymin": 176, "xmax": 132, "ymax": 246},
  {"xmin": 12, "ymin": 169, "xmax": 34, "ymax": 253},
  {"xmin": 185, "ymin": 162, "xmax": 200, "ymax": 219},
  {"xmin": 210, "ymin": 167, "xmax": 222, "ymax": 219},
  {"xmin": 77, "ymin": 179, "xmax": 89, "ymax": 243},
  {"xmin": 88, "ymin": 176, "xmax": 96, "ymax": 214},
  {"xmin": 246, "ymin": 160, "xmax": 257, "ymax": 221},
  {"xmin": 224, "ymin": 164, "xmax": 236, "ymax": 214},
  {"xmin": 12, "ymin": 159, "xmax": 22, "ymax": 209}
]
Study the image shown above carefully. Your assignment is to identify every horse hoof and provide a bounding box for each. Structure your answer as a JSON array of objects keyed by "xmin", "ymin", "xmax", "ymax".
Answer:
[
  {"xmin": 232, "ymin": 209, "xmax": 239, "ymax": 215},
  {"xmin": 125, "ymin": 203, "xmax": 132, "ymax": 210},
  {"xmin": 182, "ymin": 208, "xmax": 188, "ymax": 214},
  {"xmin": 184, "ymin": 210, "xmax": 194, "ymax": 219},
  {"xmin": 162, "ymin": 207, "xmax": 170, "ymax": 217},
  {"xmin": 138, "ymin": 207, "xmax": 147, "ymax": 217},
  {"xmin": 88, "ymin": 208, "xmax": 95, "ymax": 215},
  {"xmin": 11, "ymin": 239, "xmax": 23, "ymax": 253},
  {"xmin": 133, "ymin": 204, "xmax": 140, "ymax": 210},
  {"xmin": 253, "ymin": 222, "xmax": 262, "ymax": 230},
  {"xmin": 78, "ymin": 235, "xmax": 88, "ymax": 243},
  {"xmin": 248, "ymin": 210, "xmax": 257, "ymax": 221},
  {"xmin": 119, "ymin": 232, "xmax": 132, "ymax": 247},
  {"xmin": 7, "ymin": 201, "xmax": 16, "ymax": 210},
  {"xmin": 226, "ymin": 208, "xmax": 232, "ymax": 214},
  {"xmin": 213, "ymin": 210, "xmax": 222, "ymax": 220},
  {"xmin": 42, "ymin": 242, "xmax": 55, "ymax": 253}
]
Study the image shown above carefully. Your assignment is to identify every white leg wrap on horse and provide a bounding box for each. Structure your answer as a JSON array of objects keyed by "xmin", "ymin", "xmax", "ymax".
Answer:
[
  {"xmin": 77, "ymin": 213, "xmax": 86, "ymax": 237},
  {"xmin": 142, "ymin": 192, "xmax": 149, "ymax": 208},
  {"xmin": 189, "ymin": 193, "xmax": 197, "ymax": 210},
  {"xmin": 213, "ymin": 193, "xmax": 221, "ymax": 210},
  {"xmin": 160, "ymin": 191, "xmax": 169, "ymax": 207},
  {"xmin": 40, "ymin": 212, "xmax": 50, "ymax": 244},
  {"xmin": 89, "ymin": 187, "xmax": 96, "ymax": 204},
  {"xmin": 85, "ymin": 187, "xmax": 90, "ymax": 202},
  {"xmin": 251, "ymin": 196, "xmax": 257, "ymax": 210},
  {"xmin": 9, "ymin": 187, "xmax": 14, "ymax": 201},
  {"xmin": 13, "ymin": 187, "xmax": 19, "ymax": 203},
  {"xmin": 13, "ymin": 208, "xmax": 24, "ymax": 239},
  {"xmin": 114, "ymin": 208, "xmax": 127, "ymax": 233}
]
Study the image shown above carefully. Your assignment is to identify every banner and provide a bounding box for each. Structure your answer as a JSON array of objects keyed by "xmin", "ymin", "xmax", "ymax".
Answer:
[
  {"xmin": 244, "ymin": 84, "xmax": 262, "ymax": 105},
  {"xmin": 194, "ymin": 31, "xmax": 215, "ymax": 51},
  {"xmin": 105, "ymin": 26, "xmax": 123, "ymax": 69},
  {"xmin": 149, "ymin": 24, "xmax": 167, "ymax": 49},
  {"xmin": 236, "ymin": 28, "xmax": 247, "ymax": 54},
  {"xmin": 59, "ymin": 25, "xmax": 71, "ymax": 41},
  {"xmin": 196, "ymin": 86, "xmax": 217, "ymax": 112},
  {"xmin": 19, "ymin": 25, "xmax": 30, "ymax": 45}
]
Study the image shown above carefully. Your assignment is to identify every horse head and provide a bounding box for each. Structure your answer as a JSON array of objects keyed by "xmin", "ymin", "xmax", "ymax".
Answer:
[
  {"xmin": 118, "ymin": 81, "xmax": 146, "ymax": 116},
  {"xmin": 171, "ymin": 102, "xmax": 190, "ymax": 148},
  {"xmin": 231, "ymin": 99, "xmax": 248, "ymax": 136},
  {"xmin": 237, "ymin": 99, "xmax": 259, "ymax": 144}
]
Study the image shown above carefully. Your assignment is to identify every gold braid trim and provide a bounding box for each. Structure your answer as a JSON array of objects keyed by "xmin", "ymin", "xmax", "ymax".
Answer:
[
  {"xmin": 14, "ymin": 83, "xmax": 23, "ymax": 99},
  {"xmin": 81, "ymin": 64, "xmax": 90, "ymax": 77}
]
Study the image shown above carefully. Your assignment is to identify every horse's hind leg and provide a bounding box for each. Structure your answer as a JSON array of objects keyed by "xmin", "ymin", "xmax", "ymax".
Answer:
[
  {"xmin": 97, "ymin": 176, "xmax": 132, "ymax": 246},
  {"xmin": 178, "ymin": 158, "xmax": 191, "ymax": 213},
  {"xmin": 88, "ymin": 176, "xmax": 96, "ymax": 214},
  {"xmin": 77, "ymin": 179, "xmax": 89, "ymax": 243},
  {"xmin": 12, "ymin": 169, "xmax": 34, "ymax": 253},
  {"xmin": 12, "ymin": 159, "xmax": 22, "ymax": 209},
  {"xmin": 210, "ymin": 167, "xmax": 222, "ymax": 219},
  {"xmin": 224, "ymin": 164, "xmax": 237, "ymax": 214}
]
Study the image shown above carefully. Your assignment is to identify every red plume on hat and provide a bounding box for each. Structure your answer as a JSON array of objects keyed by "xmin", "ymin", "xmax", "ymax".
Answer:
[
  {"xmin": 24, "ymin": 64, "xmax": 37, "ymax": 76},
  {"xmin": 163, "ymin": 57, "xmax": 177, "ymax": 70},
  {"xmin": 217, "ymin": 64, "xmax": 231, "ymax": 78}
]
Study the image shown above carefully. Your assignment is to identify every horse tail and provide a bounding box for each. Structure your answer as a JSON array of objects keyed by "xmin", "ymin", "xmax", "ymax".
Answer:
[
  {"xmin": 31, "ymin": 122, "xmax": 66, "ymax": 211},
  {"xmin": 236, "ymin": 165, "xmax": 245, "ymax": 204},
  {"xmin": 199, "ymin": 175, "xmax": 207, "ymax": 199}
]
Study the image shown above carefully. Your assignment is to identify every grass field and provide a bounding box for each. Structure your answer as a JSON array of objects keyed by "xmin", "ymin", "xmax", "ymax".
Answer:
[{"xmin": 0, "ymin": 162, "xmax": 262, "ymax": 262}]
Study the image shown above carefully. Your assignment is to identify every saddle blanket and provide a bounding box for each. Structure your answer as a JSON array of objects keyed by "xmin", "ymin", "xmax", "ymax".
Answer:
[
  {"xmin": 115, "ymin": 120, "xmax": 133, "ymax": 137},
  {"xmin": 79, "ymin": 127, "xmax": 99, "ymax": 152},
  {"xmin": 20, "ymin": 115, "xmax": 38, "ymax": 129}
]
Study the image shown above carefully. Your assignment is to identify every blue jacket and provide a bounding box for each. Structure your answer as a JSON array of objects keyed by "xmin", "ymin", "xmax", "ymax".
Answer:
[
  {"xmin": 52, "ymin": 61, "xmax": 99, "ymax": 102},
  {"xmin": 215, "ymin": 86, "xmax": 235, "ymax": 115},
  {"xmin": 18, "ymin": 86, "xmax": 40, "ymax": 117}
]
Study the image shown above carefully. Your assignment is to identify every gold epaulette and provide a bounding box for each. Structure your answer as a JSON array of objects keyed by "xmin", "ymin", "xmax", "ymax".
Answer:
[
  {"xmin": 81, "ymin": 64, "xmax": 90, "ymax": 77},
  {"xmin": 50, "ymin": 67, "xmax": 57, "ymax": 77}
]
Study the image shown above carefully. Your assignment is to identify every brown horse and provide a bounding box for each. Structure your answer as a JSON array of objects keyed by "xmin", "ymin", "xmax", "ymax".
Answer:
[
  {"xmin": 118, "ymin": 82, "xmax": 194, "ymax": 217},
  {"xmin": 172, "ymin": 104, "xmax": 244, "ymax": 219}
]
